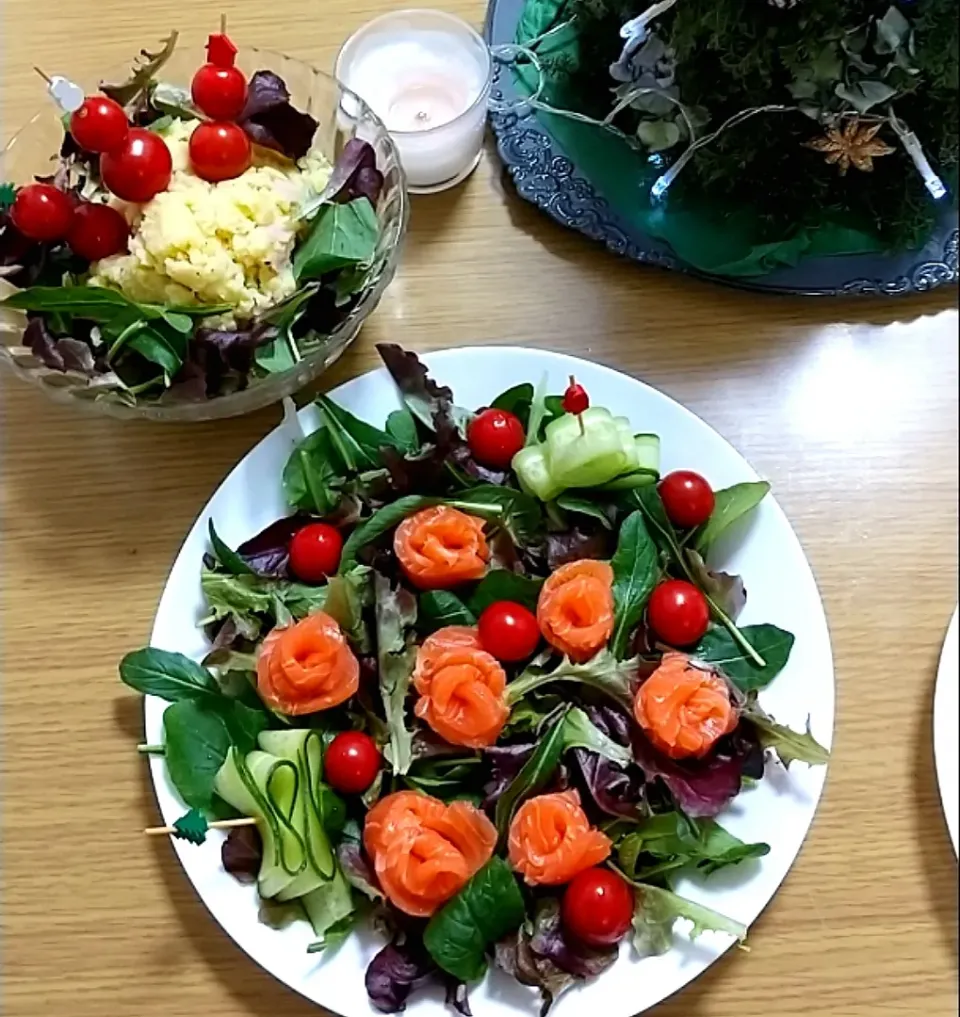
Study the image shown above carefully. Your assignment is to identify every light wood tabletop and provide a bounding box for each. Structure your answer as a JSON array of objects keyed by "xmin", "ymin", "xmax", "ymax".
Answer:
[{"xmin": 2, "ymin": 1, "xmax": 958, "ymax": 1015}]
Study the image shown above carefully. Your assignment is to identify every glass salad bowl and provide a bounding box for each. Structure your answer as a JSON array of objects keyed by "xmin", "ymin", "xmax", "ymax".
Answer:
[{"xmin": 0, "ymin": 45, "xmax": 408, "ymax": 421}]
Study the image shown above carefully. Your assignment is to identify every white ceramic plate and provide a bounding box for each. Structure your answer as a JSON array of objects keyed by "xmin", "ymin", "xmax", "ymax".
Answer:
[
  {"xmin": 934, "ymin": 607, "xmax": 958, "ymax": 855},
  {"xmin": 145, "ymin": 347, "xmax": 835, "ymax": 1017}
]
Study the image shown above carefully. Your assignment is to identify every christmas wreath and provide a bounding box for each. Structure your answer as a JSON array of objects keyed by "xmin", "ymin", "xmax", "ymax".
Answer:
[{"xmin": 507, "ymin": 0, "xmax": 958, "ymax": 276}]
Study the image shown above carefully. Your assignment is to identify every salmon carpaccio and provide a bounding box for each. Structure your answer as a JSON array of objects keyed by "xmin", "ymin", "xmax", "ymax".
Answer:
[
  {"xmin": 413, "ymin": 626, "xmax": 509, "ymax": 749},
  {"xmin": 394, "ymin": 505, "xmax": 489, "ymax": 590},
  {"xmin": 364, "ymin": 790, "xmax": 496, "ymax": 917},
  {"xmin": 634, "ymin": 652, "xmax": 738, "ymax": 759},
  {"xmin": 256, "ymin": 611, "xmax": 359, "ymax": 715},
  {"xmin": 536, "ymin": 559, "xmax": 615, "ymax": 662},
  {"xmin": 508, "ymin": 790, "xmax": 612, "ymax": 885}
]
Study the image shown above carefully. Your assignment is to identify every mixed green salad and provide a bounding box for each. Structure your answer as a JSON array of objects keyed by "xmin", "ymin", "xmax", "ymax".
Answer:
[{"xmin": 120, "ymin": 345, "xmax": 829, "ymax": 1014}]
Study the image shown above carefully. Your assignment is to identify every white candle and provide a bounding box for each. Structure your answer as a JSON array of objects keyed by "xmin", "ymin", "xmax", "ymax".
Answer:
[{"xmin": 336, "ymin": 10, "xmax": 492, "ymax": 193}]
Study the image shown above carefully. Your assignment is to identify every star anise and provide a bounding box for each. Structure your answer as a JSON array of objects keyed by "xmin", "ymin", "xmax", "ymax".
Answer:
[{"xmin": 804, "ymin": 119, "xmax": 896, "ymax": 175}]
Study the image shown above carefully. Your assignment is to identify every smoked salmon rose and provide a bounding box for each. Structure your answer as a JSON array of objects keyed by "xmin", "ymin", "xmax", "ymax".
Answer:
[
  {"xmin": 394, "ymin": 506, "xmax": 489, "ymax": 590},
  {"xmin": 364, "ymin": 791, "xmax": 497, "ymax": 917},
  {"xmin": 256, "ymin": 611, "xmax": 359, "ymax": 715},
  {"xmin": 536, "ymin": 559, "xmax": 614, "ymax": 662}
]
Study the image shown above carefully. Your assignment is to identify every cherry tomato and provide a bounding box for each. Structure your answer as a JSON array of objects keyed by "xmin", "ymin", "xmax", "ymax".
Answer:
[
  {"xmin": 100, "ymin": 128, "xmax": 172, "ymax": 203},
  {"xmin": 289, "ymin": 522, "xmax": 343, "ymax": 582},
  {"xmin": 324, "ymin": 732, "xmax": 382, "ymax": 795},
  {"xmin": 658, "ymin": 470, "xmax": 715, "ymax": 529},
  {"xmin": 561, "ymin": 867, "xmax": 634, "ymax": 947},
  {"xmin": 191, "ymin": 64, "xmax": 249, "ymax": 120},
  {"xmin": 189, "ymin": 121, "xmax": 252, "ymax": 183},
  {"xmin": 562, "ymin": 375, "xmax": 589, "ymax": 415},
  {"xmin": 69, "ymin": 95, "xmax": 129, "ymax": 153},
  {"xmin": 67, "ymin": 203, "xmax": 129, "ymax": 261},
  {"xmin": 10, "ymin": 183, "xmax": 74, "ymax": 241},
  {"xmin": 478, "ymin": 600, "xmax": 540, "ymax": 662},
  {"xmin": 467, "ymin": 408, "xmax": 526, "ymax": 469},
  {"xmin": 647, "ymin": 579, "xmax": 710, "ymax": 647}
]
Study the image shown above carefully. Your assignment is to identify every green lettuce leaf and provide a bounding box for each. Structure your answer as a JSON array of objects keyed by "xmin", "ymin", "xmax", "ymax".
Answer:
[
  {"xmin": 374, "ymin": 571, "xmax": 418, "ymax": 775},
  {"xmin": 506, "ymin": 649, "xmax": 638, "ymax": 712},
  {"xmin": 631, "ymin": 883, "xmax": 747, "ymax": 958}
]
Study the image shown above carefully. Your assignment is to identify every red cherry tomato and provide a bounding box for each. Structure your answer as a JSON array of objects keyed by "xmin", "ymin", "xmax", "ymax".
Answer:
[
  {"xmin": 478, "ymin": 601, "xmax": 540, "ymax": 662},
  {"xmin": 69, "ymin": 95, "xmax": 129, "ymax": 154},
  {"xmin": 189, "ymin": 121, "xmax": 252, "ymax": 183},
  {"xmin": 647, "ymin": 580, "xmax": 710, "ymax": 647},
  {"xmin": 562, "ymin": 375, "xmax": 589, "ymax": 416},
  {"xmin": 67, "ymin": 203, "xmax": 129, "ymax": 261},
  {"xmin": 324, "ymin": 732, "xmax": 382, "ymax": 795},
  {"xmin": 561, "ymin": 867, "xmax": 634, "ymax": 947},
  {"xmin": 467, "ymin": 408, "xmax": 526, "ymax": 469},
  {"xmin": 191, "ymin": 64, "xmax": 249, "ymax": 120},
  {"xmin": 289, "ymin": 523, "xmax": 343, "ymax": 582},
  {"xmin": 100, "ymin": 128, "xmax": 172, "ymax": 203},
  {"xmin": 658, "ymin": 470, "xmax": 715, "ymax": 529},
  {"xmin": 10, "ymin": 183, "xmax": 74, "ymax": 241}
]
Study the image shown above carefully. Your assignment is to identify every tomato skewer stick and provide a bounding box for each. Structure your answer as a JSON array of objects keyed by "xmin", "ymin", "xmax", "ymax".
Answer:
[
  {"xmin": 563, "ymin": 374, "xmax": 590, "ymax": 436},
  {"xmin": 144, "ymin": 816, "xmax": 258, "ymax": 837}
]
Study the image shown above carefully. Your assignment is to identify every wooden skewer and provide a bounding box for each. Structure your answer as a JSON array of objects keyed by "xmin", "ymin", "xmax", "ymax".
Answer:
[
  {"xmin": 144, "ymin": 816, "xmax": 258, "ymax": 837},
  {"xmin": 34, "ymin": 66, "xmax": 52, "ymax": 84},
  {"xmin": 220, "ymin": 12, "xmax": 228, "ymax": 33}
]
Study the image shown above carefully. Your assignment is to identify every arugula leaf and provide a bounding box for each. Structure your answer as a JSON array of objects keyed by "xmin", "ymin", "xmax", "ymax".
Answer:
[
  {"xmin": 385, "ymin": 408, "xmax": 420, "ymax": 452},
  {"xmin": 340, "ymin": 495, "xmax": 431, "ymax": 572},
  {"xmin": 693, "ymin": 624, "xmax": 795, "ymax": 691},
  {"xmin": 119, "ymin": 647, "xmax": 219, "ymax": 702},
  {"xmin": 743, "ymin": 701, "xmax": 830, "ymax": 767},
  {"xmin": 424, "ymin": 857, "xmax": 526, "ymax": 982},
  {"xmin": 0, "ymin": 284, "xmax": 228, "ymax": 322},
  {"xmin": 554, "ymin": 494, "xmax": 615, "ymax": 529},
  {"xmin": 375, "ymin": 572, "xmax": 418, "ymax": 775},
  {"xmin": 293, "ymin": 198, "xmax": 378, "ymax": 282},
  {"xmin": 163, "ymin": 700, "xmax": 231, "ymax": 810},
  {"xmin": 171, "ymin": 807, "xmax": 210, "ymax": 845},
  {"xmin": 100, "ymin": 30, "xmax": 180, "ymax": 107},
  {"xmin": 631, "ymin": 884, "xmax": 747, "ymax": 958},
  {"xmin": 693, "ymin": 481, "xmax": 771, "ymax": 553},
  {"xmin": 455, "ymin": 485, "xmax": 542, "ymax": 548},
  {"xmin": 617, "ymin": 813, "xmax": 769, "ymax": 880},
  {"xmin": 610, "ymin": 510, "xmax": 659, "ymax": 659},
  {"xmin": 127, "ymin": 326, "xmax": 182, "ymax": 376},
  {"xmin": 419, "ymin": 590, "xmax": 477, "ymax": 632},
  {"xmin": 282, "ymin": 427, "xmax": 344, "ymax": 515},
  {"xmin": 467, "ymin": 571, "xmax": 543, "ymax": 615},
  {"xmin": 208, "ymin": 520, "xmax": 256, "ymax": 576},
  {"xmin": 507, "ymin": 649, "xmax": 638, "ymax": 712}
]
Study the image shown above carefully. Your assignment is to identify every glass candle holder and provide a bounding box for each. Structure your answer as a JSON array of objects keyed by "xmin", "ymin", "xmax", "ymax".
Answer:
[{"xmin": 336, "ymin": 10, "xmax": 493, "ymax": 194}]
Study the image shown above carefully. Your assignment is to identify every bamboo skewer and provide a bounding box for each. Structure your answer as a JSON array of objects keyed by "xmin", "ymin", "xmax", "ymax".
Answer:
[{"xmin": 144, "ymin": 816, "xmax": 258, "ymax": 837}]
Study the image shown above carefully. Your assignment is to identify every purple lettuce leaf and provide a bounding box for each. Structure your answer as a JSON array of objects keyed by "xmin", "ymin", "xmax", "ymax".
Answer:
[
  {"xmin": 233, "ymin": 513, "xmax": 312, "ymax": 577},
  {"xmin": 545, "ymin": 527, "xmax": 613, "ymax": 571},
  {"xmin": 325, "ymin": 138, "xmax": 384, "ymax": 206},
  {"xmin": 482, "ymin": 742, "xmax": 535, "ymax": 811},
  {"xmin": 239, "ymin": 70, "xmax": 319, "ymax": 160},
  {"xmin": 23, "ymin": 317, "xmax": 97, "ymax": 375},
  {"xmin": 573, "ymin": 749, "xmax": 647, "ymax": 820},
  {"xmin": 221, "ymin": 824, "xmax": 262, "ymax": 883},
  {"xmin": 366, "ymin": 938, "xmax": 436, "ymax": 1013}
]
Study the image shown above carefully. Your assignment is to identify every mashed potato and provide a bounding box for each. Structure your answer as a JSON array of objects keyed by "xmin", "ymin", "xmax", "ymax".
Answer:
[{"xmin": 90, "ymin": 118, "xmax": 331, "ymax": 319}]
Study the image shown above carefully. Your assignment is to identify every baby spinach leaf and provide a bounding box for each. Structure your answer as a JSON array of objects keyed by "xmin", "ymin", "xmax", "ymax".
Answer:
[
  {"xmin": 385, "ymin": 408, "xmax": 420, "ymax": 452},
  {"xmin": 119, "ymin": 647, "xmax": 219, "ymax": 702},
  {"xmin": 610, "ymin": 510, "xmax": 659, "ymax": 659},
  {"xmin": 282, "ymin": 427, "xmax": 343, "ymax": 515},
  {"xmin": 467, "ymin": 571, "xmax": 543, "ymax": 615},
  {"xmin": 127, "ymin": 326, "xmax": 182, "ymax": 375},
  {"xmin": 693, "ymin": 624, "xmax": 795, "ymax": 690},
  {"xmin": 507, "ymin": 649, "xmax": 638, "ymax": 712},
  {"xmin": 293, "ymin": 198, "xmax": 378, "ymax": 282},
  {"xmin": 375, "ymin": 572, "xmax": 418, "ymax": 775},
  {"xmin": 208, "ymin": 520, "xmax": 255, "ymax": 576},
  {"xmin": 162, "ymin": 700, "xmax": 231, "ymax": 811},
  {"xmin": 495, "ymin": 711, "xmax": 570, "ymax": 836},
  {"xmin": 316, "ymin": 394, "xmax": 399, "ymax": 471},
  {"xmin": 419, "ymin": 591, "xmax": 477, "ymax": 633},
  {"xmin": 554, "ymin": 494, "xmax": 615, "ymax": 529},
  {"xmin": 340, "ymin": 495, "xmax": 433, "ymax": 572},
  {"xmin": 693, "ymin": 481, "xmax": 771, "ymax": 553},
  {"xmin": 424, "ymin": 857, "xmax": 526, "ymax": 982},
  {"xmin": 631, "ymin": 883, "xmax": 747, "ymax": 958},
  {"xmin": 742, "ymin": 701, "xmax": 830, "ymax": 767},
  {"xmin": 491, "ymin": 382, "xmax": 534, "ymax": 426}
]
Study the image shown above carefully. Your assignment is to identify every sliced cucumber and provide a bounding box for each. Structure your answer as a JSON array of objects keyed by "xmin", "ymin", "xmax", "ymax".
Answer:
[
  {"xmin": 302, "ymin": 867, "xmax": 355, "ymax": 939},
  {"xmin": 545, "ymin": 407, "xmax": 633, "ymax": 488},
  {"xmin": 215, "ymin": 748, "xmax": 307, "ymax": 899},
  {"xmin": 633, "ymin": 433, "xmax": 660, "ymax": 474},
  {"xmin": 512, "ymin": 445, "xmax": 563, "ymax": 502},
  {"xmin": 597, "ymin": 469, "xmax": 659, "ymax": 491}
]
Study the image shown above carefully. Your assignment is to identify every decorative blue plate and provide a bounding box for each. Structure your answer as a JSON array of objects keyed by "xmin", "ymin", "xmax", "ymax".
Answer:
[{"xmin": 484, "ymin": 0, "xmax": 959, "ymax": 296}]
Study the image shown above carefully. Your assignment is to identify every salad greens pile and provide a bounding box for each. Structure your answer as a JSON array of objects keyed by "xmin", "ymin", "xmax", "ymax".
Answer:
[
  {"xmin": 120, "ymin": 345, "xmax": 828, "ymax": 1014},
  {"xmin": 0, "ymin": 32, "xmax": 388, "ymax": 407}
]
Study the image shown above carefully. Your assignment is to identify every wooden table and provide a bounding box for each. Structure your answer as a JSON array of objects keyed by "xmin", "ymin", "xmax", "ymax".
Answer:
[{"xmin": 2, "ymin": 1, "xmax": 958, "ymax": 1014}]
